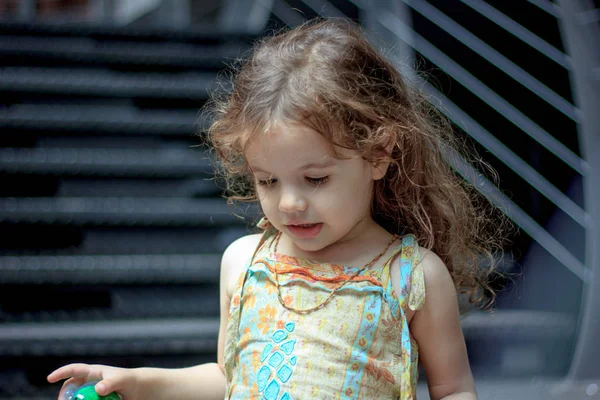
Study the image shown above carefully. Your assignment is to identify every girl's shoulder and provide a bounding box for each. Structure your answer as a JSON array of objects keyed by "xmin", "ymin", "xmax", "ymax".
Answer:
[
  {"xmin": 388, "ymin": 239, "xmax": 448, "ymax": 320},
  {"xmin": 221, "ymin": 233, "xmax": 263, "ymax": 298}
]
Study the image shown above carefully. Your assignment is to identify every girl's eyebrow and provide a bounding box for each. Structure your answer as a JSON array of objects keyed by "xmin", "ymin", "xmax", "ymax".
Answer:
[
  {"xmin": 249, "ymin": 166, "xmax": 270, "ymax": 174},
  {"xmin": 249, "ymin": 160, "xmax": 335, "ymax": 173},
  {"xmin": 299, "ymin": 160, "xmax": 336, "ymax": 170}
]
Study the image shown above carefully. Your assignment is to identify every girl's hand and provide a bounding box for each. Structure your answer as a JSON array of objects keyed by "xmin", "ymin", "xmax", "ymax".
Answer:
[{"xmin": 47, "ymin": 363, "xmax": 141, "ymax": 400}]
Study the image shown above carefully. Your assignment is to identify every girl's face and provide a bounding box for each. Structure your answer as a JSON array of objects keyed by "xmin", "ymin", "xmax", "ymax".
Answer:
[{"xmin": 245, "ymin": 122, "xmax": 383, "ymax": 253}]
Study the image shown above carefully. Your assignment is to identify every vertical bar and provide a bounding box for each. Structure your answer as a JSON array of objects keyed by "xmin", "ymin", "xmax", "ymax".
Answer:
[{"xmin": 556, "ymin": 0, "xmax": 600, "ymax": 381}]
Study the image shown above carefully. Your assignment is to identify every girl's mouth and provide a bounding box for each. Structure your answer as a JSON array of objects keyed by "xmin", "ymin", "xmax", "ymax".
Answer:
[{"xmin": 286, "ymin": 223, "xmax": 323, "ymax": 239}]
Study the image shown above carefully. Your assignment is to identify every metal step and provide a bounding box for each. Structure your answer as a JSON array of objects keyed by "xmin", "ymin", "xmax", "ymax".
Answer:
[
  {"xmin": 0, "ymin": 20, "xmax": 253, "ymax": 42},
  {"xmin": 0, "ymin": 353, "xmax": 215, "ymax": 400},
  {"xmin": 461, "ymin": 310, "xmax": 576, "ymax": 377},
  {"xmin": 0, "ymin": 35, "xmax": 242, "ymax": 69},
  {"xmin": 0, "ymin": 225, "xmax": 246, "ymax": 256},
  {"xmin": 1, "ymin": 175, "xmax": 219, "ymax": 198},
  {"xmin": 56, "ymin": 178, "xmax": 220, "ymax": 198},
  {"xmin": 0, "ymin": 197, "xmax": 252, "ymax": 226},
  {"xmin": 0, "ymin": 147, "xmax": 213, "ymax": 177},
  {"xmin": 0, "ymin": 285, "xmax": 220, "ymax": 322},
  {"xmin": 0, "ymin": 318, "xmax": 219, "ymax": 357},
  {"xmin": 0, "ymin": 104, "xmax": 201, "ymax": 135},
  {"xmin": 0, "ymin": 253, "xmax": 221, "ymax": 284},
  {"xmin": 0, "ymin": 67, "xmax": 219, "ymax": 99},
  {"xmin": 461, "ymin": 309, "xmax": 575, "ymax": 340}
]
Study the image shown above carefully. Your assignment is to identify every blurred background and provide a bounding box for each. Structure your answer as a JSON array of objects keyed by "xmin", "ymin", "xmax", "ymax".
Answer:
[{"xmin": 0, "ymin": 0, "xmax": 598, "ymax": 399}]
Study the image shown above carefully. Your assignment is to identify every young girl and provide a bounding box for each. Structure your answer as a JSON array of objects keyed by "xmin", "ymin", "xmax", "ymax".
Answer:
[{"xmin": 48, "ymin": 18, "xmax": 506, "ymax": 400}]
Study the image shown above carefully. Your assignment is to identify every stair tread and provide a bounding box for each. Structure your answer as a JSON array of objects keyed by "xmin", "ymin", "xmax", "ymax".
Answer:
[
  {"xmin": 0, "ymin": 147, "xmax": 214, "ymax": 177},
  {"xmin": 0, "ymin": 253, "xmax": 221, "ymax": 284},
  {"xmin": 0, "ymin": 197, "xmax": 251, "ymax": 226},
  {"xmin": 0, "ymin": 104, "xmax": 202, "ymax": 135},
  {"xmin": 0, "ymin": 67, "xmax": 219, "ymax": 98}
]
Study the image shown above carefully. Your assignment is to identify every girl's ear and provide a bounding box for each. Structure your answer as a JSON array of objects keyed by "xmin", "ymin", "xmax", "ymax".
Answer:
[
  {"xmin": 371, "ymin": 158, "xmax": 391, "ymax": 180},
  {"xmin": 370, "ymin": 137, "xmax": 395, "ymax": 180}
]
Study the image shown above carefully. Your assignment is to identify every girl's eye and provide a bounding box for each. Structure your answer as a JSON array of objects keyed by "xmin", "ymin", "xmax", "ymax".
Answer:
[
  {"xmin": 305, "ymin": 176, "xmax": 329, "ymax": 185},
  {"xmin": 257, "ymin": 178, "xmax": 277, "ymax": 187}
]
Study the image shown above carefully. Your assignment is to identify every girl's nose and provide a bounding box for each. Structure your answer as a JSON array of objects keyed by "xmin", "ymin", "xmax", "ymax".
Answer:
[{"xmin": 278, "ymin": 188, "xmax": 308, "ymax": 213}]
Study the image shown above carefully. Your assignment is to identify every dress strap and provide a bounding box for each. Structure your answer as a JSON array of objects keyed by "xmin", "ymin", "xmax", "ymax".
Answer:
[
  {"xmin": 249, "ymin": 217, "xmax": 278, "ymax": 265},
  {"xmin": 398, "ymin": 235, "xmax": 426, "ymax": 311},
  {"xmin": 223, "ymin": 218, "xmax": 277, "ymax": 379}
]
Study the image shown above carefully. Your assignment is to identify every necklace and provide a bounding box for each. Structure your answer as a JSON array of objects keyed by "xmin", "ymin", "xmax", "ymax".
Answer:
[{"xmin": 272, "ymin": 231, "xmax": 399, "ymax": 314}]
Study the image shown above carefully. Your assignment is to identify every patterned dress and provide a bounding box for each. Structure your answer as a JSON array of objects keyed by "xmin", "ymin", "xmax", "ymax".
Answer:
[{"xmin": 224, "ymin": 227, "xmax": 426, "ymax": 399}]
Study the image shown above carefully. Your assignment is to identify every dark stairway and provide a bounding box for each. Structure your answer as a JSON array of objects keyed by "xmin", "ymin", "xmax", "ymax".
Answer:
[{"xmin": 0, "ymin": 20, "xmax": 257, "ymax": 399}]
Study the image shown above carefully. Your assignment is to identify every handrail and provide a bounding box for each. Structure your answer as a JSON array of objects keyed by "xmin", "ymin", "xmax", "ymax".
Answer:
[{"xmin": 556, "ymin": 0, "xmax": 600, "ymax": 380}]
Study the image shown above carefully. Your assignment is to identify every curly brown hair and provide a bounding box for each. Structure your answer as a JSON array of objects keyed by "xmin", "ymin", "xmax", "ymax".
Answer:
[{"xmin": 202, "ymin": 18, "xmax": 510, "ymax": 309}]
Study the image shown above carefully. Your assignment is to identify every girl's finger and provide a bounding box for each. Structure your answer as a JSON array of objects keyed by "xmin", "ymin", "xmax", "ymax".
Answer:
[
  {"xmin": 47, "ymin": 363, "xmax": 95, "ymax": 383},
  {"xmin": 93, "ymin": 370, "xmax": 128, "ymax": 397},
  {"xmin": 94, "ymin": 380, "xmax": 116, "ymax": 397}
]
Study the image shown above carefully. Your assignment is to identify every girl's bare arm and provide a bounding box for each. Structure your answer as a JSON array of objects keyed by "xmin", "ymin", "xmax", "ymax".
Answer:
[{"xmin": 410, "ymin": 249, "xmax": 478, "ymax": 400}]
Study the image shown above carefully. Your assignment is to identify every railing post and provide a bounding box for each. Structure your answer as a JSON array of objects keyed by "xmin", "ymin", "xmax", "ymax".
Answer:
[{"xmin": 556, "ymin": 0, "xmax": 600, "ymax": 382}]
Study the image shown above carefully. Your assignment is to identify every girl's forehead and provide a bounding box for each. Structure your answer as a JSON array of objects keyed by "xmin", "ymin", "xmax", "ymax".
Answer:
[
  {"xmin": 247, "ymin": 122, "xmax": 330, "ymax": 155},
  {"xmin": 244, "ymin": 122, "xmax": 357, "ymax": 167}
]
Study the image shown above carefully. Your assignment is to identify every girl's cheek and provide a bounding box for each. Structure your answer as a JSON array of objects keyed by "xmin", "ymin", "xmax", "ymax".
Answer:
[{"xmin": 258, "ymin": 192, "xmax": 277, "ymax": 211}]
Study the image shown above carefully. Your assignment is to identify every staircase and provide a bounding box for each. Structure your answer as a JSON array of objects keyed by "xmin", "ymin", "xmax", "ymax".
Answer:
[{"xmin": 0, "ymin": 19, "xmax": 257, "ymax": 399}]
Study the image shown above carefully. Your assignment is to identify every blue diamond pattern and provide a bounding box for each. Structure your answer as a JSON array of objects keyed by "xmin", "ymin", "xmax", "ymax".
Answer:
[
  {"xmin": 257, "ymin": 322, "xmax": 297, "ymax": 400},
  {"xmin": 268, "ymin": 352, "xmax": 284, "ymax": 368},
  {"xmin": 264, "ymin": 380, "xmax": 280, "ymax": 400},
  {"xmin": 272, "ymin": 330, "xmax": 288, "ymax": 343},
  {"xmin": 277, "ymin": 365, "xmax": 293, "ymax": 383}
]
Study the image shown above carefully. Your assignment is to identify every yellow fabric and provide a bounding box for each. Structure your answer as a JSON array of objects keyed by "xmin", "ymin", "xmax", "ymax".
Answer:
[{"xmin": 224, "ymin": 228, "xmax": 425, "ymax": 399}]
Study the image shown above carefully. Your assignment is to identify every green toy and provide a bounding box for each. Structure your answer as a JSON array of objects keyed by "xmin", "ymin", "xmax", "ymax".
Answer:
[{"xmin": 66, "ymin": 382, "xmax": 121, "ymax": 400}]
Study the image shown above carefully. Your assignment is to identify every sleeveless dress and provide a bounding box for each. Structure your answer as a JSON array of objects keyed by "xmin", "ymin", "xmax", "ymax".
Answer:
[{"xmin": 223, "ymin": 227, "xmax": 426, "ymax": 399}]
